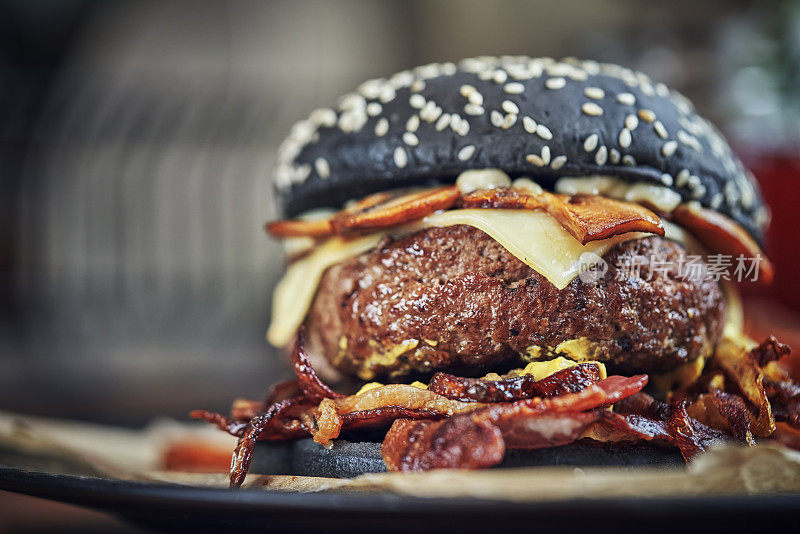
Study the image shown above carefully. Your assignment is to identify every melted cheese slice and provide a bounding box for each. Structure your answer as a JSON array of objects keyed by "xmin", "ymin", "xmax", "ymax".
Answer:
[
  {"xmin": 267, "ymin": 209, "xmax": 648, "ymax": 347},
  {"xmin": 423, "ymin": 209, "xmax": 642, "ymax": 288},
  {"xmin": 267, "ymin": 234, "xmax": 384, "ymax": 347}
]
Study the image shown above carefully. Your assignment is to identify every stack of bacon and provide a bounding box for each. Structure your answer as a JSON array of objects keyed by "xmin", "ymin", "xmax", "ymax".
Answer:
[{"xmin": 192, "ymin": 328, "xmax": 799, "ymax": 488}]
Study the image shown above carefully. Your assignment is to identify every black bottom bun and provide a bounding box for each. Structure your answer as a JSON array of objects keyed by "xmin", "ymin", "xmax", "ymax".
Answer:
[{"xmin": 250, "ymin": 439, "xmax": 684, "ymax": 478}]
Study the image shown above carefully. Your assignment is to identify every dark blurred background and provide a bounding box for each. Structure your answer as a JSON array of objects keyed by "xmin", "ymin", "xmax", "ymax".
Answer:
[{"xmin": 2, "ymin": 0, "xmax": 800, "ymax": 427}]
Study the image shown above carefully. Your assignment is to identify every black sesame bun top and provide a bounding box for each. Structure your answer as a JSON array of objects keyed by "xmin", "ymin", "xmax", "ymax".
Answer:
[{"xmin": 273, "ymin": 56, "xmax": 768, "ymax": 242}]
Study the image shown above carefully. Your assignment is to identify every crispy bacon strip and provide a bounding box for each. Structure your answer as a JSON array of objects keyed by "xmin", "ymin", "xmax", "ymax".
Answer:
[
  {"xmin": 265, "ymin": 193, "xmax": 396, "ymax": 238},
  {"xmin": 672, "ymin": 203, "xmax": 773, "ymax": 285},
  {"xmin": 341, "ymin": 406, "xmax": 447, "ymax": 428},
  {"xmin": 229, "ymin": 397, "xmax": 305, "ymax": 488},
  {"xmin": 591, "ymin": 393, "xmax": 727, "ymax": 461},
  {"xmin": 265, "ymin": 380, "xmax": 305, "ymax": 405},
  {"xmin": 330, "ymin": 186, "xmax": 460, "ymax": 233},
  {"xmin": 191, "ymin": 402, "xmax": 312, "ymax": 441},
  {"xmin": 712, "ymin": 337, "xmax": 775, "ymax": 437},
  {"xmin": 427, "ymin": 363, "xmax": 603, "ymax": 402},
  {"xmin": 265, "ymin": 217, "xmax": 334, "ymax": 238},
  {"xmin": 382, "ymin": 409, "xmax": 604, "ymax": 472},
  {"xmin": 310, "ymin": 386, "xmax": 483, "ymax": 445},
  {"xmin": 459, "ymin": 188, "xmax": 664, "ymax": 244},
  {"xmin": 382, "ymin": 416, "xmax": 506, "ymax": 471},
  {"xmin": 684, "ymin": 392, "xmax": 755, "ymax": 445},
  {"xmin": 751, "ymin": 336, "xmax": 791, "ymax": 367},
  {"xmin": 292, "ymin": 327, "xmax": 344, "ymax": 400},
  {"xmin": 190, "ymin": 410, "xmax": 247, "ymax": 436},
  {"xmin": 764, "ymin": 377, "xmax": 800, "ymax": 428},
  {"xmin": 381, "ymin": 375, "xmax": 647, "ymax": 471},
  {"xmin": 339, "ymin": 191, "xmax": 395, "ymax": 216}
]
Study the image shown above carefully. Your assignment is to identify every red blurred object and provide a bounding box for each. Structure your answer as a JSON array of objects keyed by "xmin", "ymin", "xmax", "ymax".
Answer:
[
  {"xmin": 162, "ymin": 441, "xmax": 231, "ymax": 473},
  {"xmin": 744, "ymin": 153, "xmax": 800, "ymax": 308},
  {"xmin": 740, "ymin": 150, "xmax": 800, "ymax": 380}
]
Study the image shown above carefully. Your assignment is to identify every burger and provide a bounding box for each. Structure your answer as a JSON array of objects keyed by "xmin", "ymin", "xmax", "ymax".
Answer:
[{"xmin": 193, "ymin": 56, "xmax": 799, "ymax": 487}]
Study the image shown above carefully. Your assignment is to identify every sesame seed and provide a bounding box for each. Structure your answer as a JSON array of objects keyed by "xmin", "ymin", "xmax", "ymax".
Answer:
[
  {"xmin": 315, "ymin": 158, "xmax": 330, "ymax": 179},
  {"xmin": 366, "ymin": 102, "xmax": 382, "ymax": 117},
  {"xmin": 583, "ymin": 133, "xmax": 599, "ymax": 152},
  {"xmin": 457, "ymin": 118, "xmax": 470, "ymax": 136},
  {"xmin": 625, "ymin": 114, "xmax": 639, "ymax": 131},
  {"xmin": 458, "ymin": 145, "xmax": 476, "ymax": 161},
  {"xmin": 394, "ymin": 146, "xmax": 408, "ymax": 168},
  {"xmin": 638, "ymin": 109, "xmax": 656, "ymax": 123},
  {"xmin": 526, "ymin": 154, "xmax": 546, "ymax": 167},
  {"xmin": 541, "ymin": 145, "xmax": 551, "ymax": 165},
  {"xmin": 338, "ymin": 111, "xmax": 365, "ymax": 133},
  {"xmin": 654, "ymin": 120, "xmax": 668, "ymax": 139},
  {"xmin": 595, "ymin": 145, "xmax": 608, "ymax": 165},
  {"xmin": 491, "ymin": 110, "xmax": 504, "ymax": 128},
  {"xmin": 375, "ymin": 118, "xmax": 389, "ymax": 137},
  {"xmin": 501, "ymin": 100, "xmax": 519, "ymax": 115},
  {"xmin": 662, "ymin": 140, "xmax": 678, "ymax": 156},
  {"xmin": 295, "ymin": 164, "xmax": 311, "ymax": 183},
  {"xmin": 661, "ymin": 173, "xmax": 674, "ymax": 186},
  {"xmin": 522, "ymin": 116, "xmax": 537, "ymax": 133},
  {"xmin": 693, "ymin": 183, "xmax": 707, "ymax": 199},
  {"xmin": 551, "ymin": 155, "xmax": 567, "ymax": 170},
  {"xmin": 582, "ymin": 102, "xmax": 604, "ymax": 116},
  {"xmin": 493, "ymin": 70, "xmax": 508, "ymax": 83},
  {"xmin": 392, "ymin": 70, "xmax": 413, "ymax": 87},
  {"xmin": 435, "ymin": 113, "xmax": 451, "ymax": 131},
  {"xmin": 310, "ymin": 108, "xmax": 337, "ymax": 127},
  {"xmin": 536, "ymin": 124, "xmax": 553, "ymax": 140},
  {"xmin": 618, "ymin": 128, "xmax": 632, "ymax": 149},
  {"xmin": 460, "ymin": 84, "xmax": 476, "ymax": 97},
  {"xmin": 656, "ymin": 82, "xmax": 669, "ymax": 97},
  {"xmin": 622, "ymin": 155, "xmax": 636, "ymax": 166},
  {"xmin": 358, "ymin": 79, "xmax": 383, "ymax": 99},
  {"xmin": 450, "ymin": 114, "xmax": 461, "ymax": 132},
  {"xmin": 379, "ymin": 85, "xmax": 395, "ymax": 103},
  {"xmin": 545, "ymin": 77, "xmax": 566, "ymax": 90},
  {"xmin": 676, "ymin": 169, "xmax": 690, "ymax": 186},
  {"xmin": 339, "ymin": 92, "xmax": 366, "ymax": 111},
  {"xmin": 711, "ymin": 192, "xmax": 723, "ymax": 208},
  {"xmin": 502, "ymin": 113, "xmax": 517, "ymax": 129},
  {"xmin": 403, "ymin": 131, "xmax": 419, "ymax": 146},
  {"xmin": 406, "ymin": 115, "xmax": 420, "ymax": 132},
  {"xmin": 409, "ymin": 94, "xmax": 426, "ymax": 109},
  {"xmin": 504, "ymin": 82, "xmax": 525, "ymax": 94},
  {"xmin": 468, "ymin": 92, "xmax": 484, "ymax": 106},
  {"xmin": 464, "ymin": 103, "xmax": 485, "ymax": 116},
  {"xmin": 617, "ymin": 92, "xmax": 636, "ymax": 106},
  {"xmin": 411, "ymin": 79, "xmax": 425, "ymax": 92},
  {"xmin": 420, "ymin": 102, "xmax": 442, "ymax": 122},
  {"xmin": 678, "ymin": 130, "xmax": 702, "ymax": 152},
  {"xmin": 610, "ymin": 148, "xmax": 621, "ymax": 164},
  {"xmin": 584, "ymin": 87, "xmax": 605, "ymax": 99}
]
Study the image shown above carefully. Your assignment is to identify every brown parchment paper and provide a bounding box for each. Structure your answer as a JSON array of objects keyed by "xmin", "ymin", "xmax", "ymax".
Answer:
[{"xmin": 3, "ymin": 410, "xmax": 800, "ymax": 501}]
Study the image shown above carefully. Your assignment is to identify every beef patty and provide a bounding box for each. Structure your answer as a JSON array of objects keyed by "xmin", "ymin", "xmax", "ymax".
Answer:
[{"xmin": 305, "ymin": 225, "xmax": 725, "ymax": 380}]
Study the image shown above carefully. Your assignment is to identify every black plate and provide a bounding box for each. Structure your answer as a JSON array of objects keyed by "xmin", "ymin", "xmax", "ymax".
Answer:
[{"xmin": 1, "ymin": 465, "xmax": 799, "ymax": 533}]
